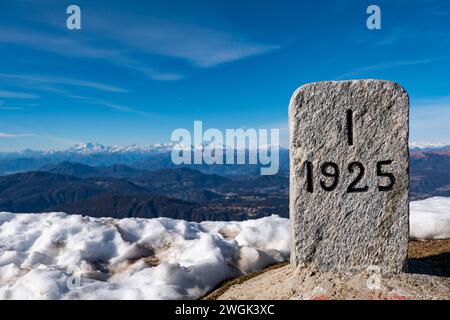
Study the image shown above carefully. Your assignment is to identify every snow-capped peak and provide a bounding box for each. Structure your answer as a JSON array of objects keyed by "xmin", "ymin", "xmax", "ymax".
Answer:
[
  {"xmin": 67, "ymin": 142, "xmax": 110, "ymax": 154},
  {"xmin": 410, "ymin": 142, "xmax": 450, "ymax": 152},
  {"xmin": 65, "ymin": 142, "xmax": 176, "ymax": 154}
]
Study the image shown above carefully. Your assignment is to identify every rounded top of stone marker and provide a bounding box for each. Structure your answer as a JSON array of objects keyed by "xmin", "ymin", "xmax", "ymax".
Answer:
[{"xmin": 289, "ymin": 79, "xmax": 409, "ymax": 115}]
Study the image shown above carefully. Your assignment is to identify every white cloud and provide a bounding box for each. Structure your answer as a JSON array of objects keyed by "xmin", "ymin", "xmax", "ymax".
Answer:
[
  {"xmin": 0, "ymin": 132, "xmax": 34, "ymax": 138},
  {"xmin": 0, "ymin": 131, "xmax": 80, "ymax": 146},
  {"xmin": 336, "ymin": 59, "xmax": 433, "ymax": 79},
  {"xmin": 137, "ymin": 67, "xmax": 185, "ymax": 81},
  {"xmin": 102, "ymin": 21, "xmax": 280, "ymax": 68},
  {"xmin": 110, "ymin": 56, "xmax": 185, "ymax": 81},
  {"xmin": 0, "ymin": 90, "xmax": 39, "ymax": 99},
  {"xmin": 0, "ymin": 107, "xmax": 24, "ymax": 110},
  {"xmin": 0, "ymin": 22, "xmax": 279, "ymax": 81},
  {"xmin": 0, "ymin": 28, "xmax": 184, "ymax": 82},
  {"xmin": 0, "ymin": 73, "xmax": 129, "ymax": 93},
  {"xmin": 0, "ymin": 132, "xmax": 19, "ymax": 138},
  {"xmin": 0, "ymin": 28, "xmax": 118, "ymax": 60},
  {"xmin": 67, "ymin": 94, "xmax": 163, "ymax": 118}
]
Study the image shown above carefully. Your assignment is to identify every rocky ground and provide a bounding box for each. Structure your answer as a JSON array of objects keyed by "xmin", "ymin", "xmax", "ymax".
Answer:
[{"xmin": 204, "ymin": 240, "xmax": 450, "ymax": 300}]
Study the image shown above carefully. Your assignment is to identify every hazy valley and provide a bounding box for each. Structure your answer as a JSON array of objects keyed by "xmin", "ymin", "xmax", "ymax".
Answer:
[{"xmin": 0, "ymin": 143, "xmax": 447, "ymax": 221}]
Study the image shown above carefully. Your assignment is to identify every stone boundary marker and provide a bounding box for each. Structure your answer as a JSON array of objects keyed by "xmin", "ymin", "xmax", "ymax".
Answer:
[{"xmin": 289, "ymin": 80, "xmax": 409, "ymax": 274}]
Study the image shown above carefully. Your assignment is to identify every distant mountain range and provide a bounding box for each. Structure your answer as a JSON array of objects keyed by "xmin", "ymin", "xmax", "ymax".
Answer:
[
  {"xmin": 0, "ymin": 142, "xmax": 290, "ymax": 176},
  {"xmin": 0, "ymin": 142, "xmax": 448, "ymax": 220},
  {"xmin": 0, "ymin": 142, "xmax": 174, "ymax": 175},
  {"xmin": 410, "ymin": 149, "xmax": 450, "ymax": 200},
  {"xmin": 0, "ymin": 142, "xmax": 174, "ymax": 158},
  {"xmin": 0, "ymin": 141, "xmax": 447, "ymax": 176}
]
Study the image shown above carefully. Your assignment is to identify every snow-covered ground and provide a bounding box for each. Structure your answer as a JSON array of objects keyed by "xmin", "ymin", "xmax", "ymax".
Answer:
[
  {"xmin": 410, "ymin": 197, "xmax": 450, "ymax": 240},
  {"xmin": 0, "ymin": 197, "xmax": 449, "ymax": 300},
  {"xmin": 0, "ymin": 214, "xmax": 289, "ymax": 299}
]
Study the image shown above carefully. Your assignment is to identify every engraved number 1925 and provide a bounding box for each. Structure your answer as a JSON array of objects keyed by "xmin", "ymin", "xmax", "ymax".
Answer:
[{"xmin": 304, "ymin": 160, "xmax": 396, "ymax": 193}]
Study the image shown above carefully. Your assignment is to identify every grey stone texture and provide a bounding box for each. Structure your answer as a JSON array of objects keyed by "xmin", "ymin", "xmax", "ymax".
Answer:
[{"xmin": 289, "ymin": 80, "xmax": 409, "ymax": 274}]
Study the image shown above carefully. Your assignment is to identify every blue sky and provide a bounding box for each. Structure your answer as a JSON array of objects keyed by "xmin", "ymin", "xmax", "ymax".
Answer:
[{"xmin": 0, "ymin": 0, "xmax": 449, "ymax": 151}]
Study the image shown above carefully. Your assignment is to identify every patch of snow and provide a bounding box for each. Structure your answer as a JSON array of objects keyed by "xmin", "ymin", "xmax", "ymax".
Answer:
[
  {"xmin": 0, "ymin": 214, "xmax": 289, "ymax": 300},
  {"xmin": 410, "ymin": 197, "xmax": 450, "ymax": 240},
  {"xmin": 0, "ymin": 197, "xmax": 449, "ymax": 300}
]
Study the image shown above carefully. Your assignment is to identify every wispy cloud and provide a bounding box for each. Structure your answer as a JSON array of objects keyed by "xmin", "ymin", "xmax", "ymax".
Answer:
[
  {"xmin": 0, "ymin": 107, "xmax": 24, "ymax": 110},
  {"xmin": 67, "ymin": 94, "xmax": 163, "ymax": 118},
  {"xmin": 336, "ymin": 59, "xmax": 434, "ymax": 79},
  {"xmin": 0, "ymin": 90, "xmax": 39, "ymax": 99},
  {"xmin": 376, "ymin": 31, "xmax": 402, "ymax": 46},
  {"xmin": 0, "ymin": 101, "xmax": 38, "ymax": 110},
  {"xmin": 0, "ymin": 131, "xmax": 80, "ymax": 146},
  {"xmin": 105, "ymin": 22, "xmax": 280, "ymax": 67},
  {"xmin": 31, "ymin": 131, "xmax": 81, "ymax": 146},
  {"xmin": 0, "ymin": 73, "xmax": 129, "ymax": 93},
  {"xmin": 0, "ymin": 20, "xmax": 279, "ymax": 81},
  {"xmin": 1, "ymin": 76, "xmax": 156, "ymax": 117},
  {"xmin": 0, "ymin": 132, "xmax": 34, "ymax": 138},
  {"xmin": 0, "ymin": 27, "xmax": 184, "ymax": 81},
  {"xmin": 0, "ymin": 132, "xmax": 18, "ymax": 138},
  {"xmin": 0, "ymin": 28, "xmax": 118, "ymax": 60},
  {"xmin": 110, "ymin": 56, "xmax": 186, "ymax": 81}
]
